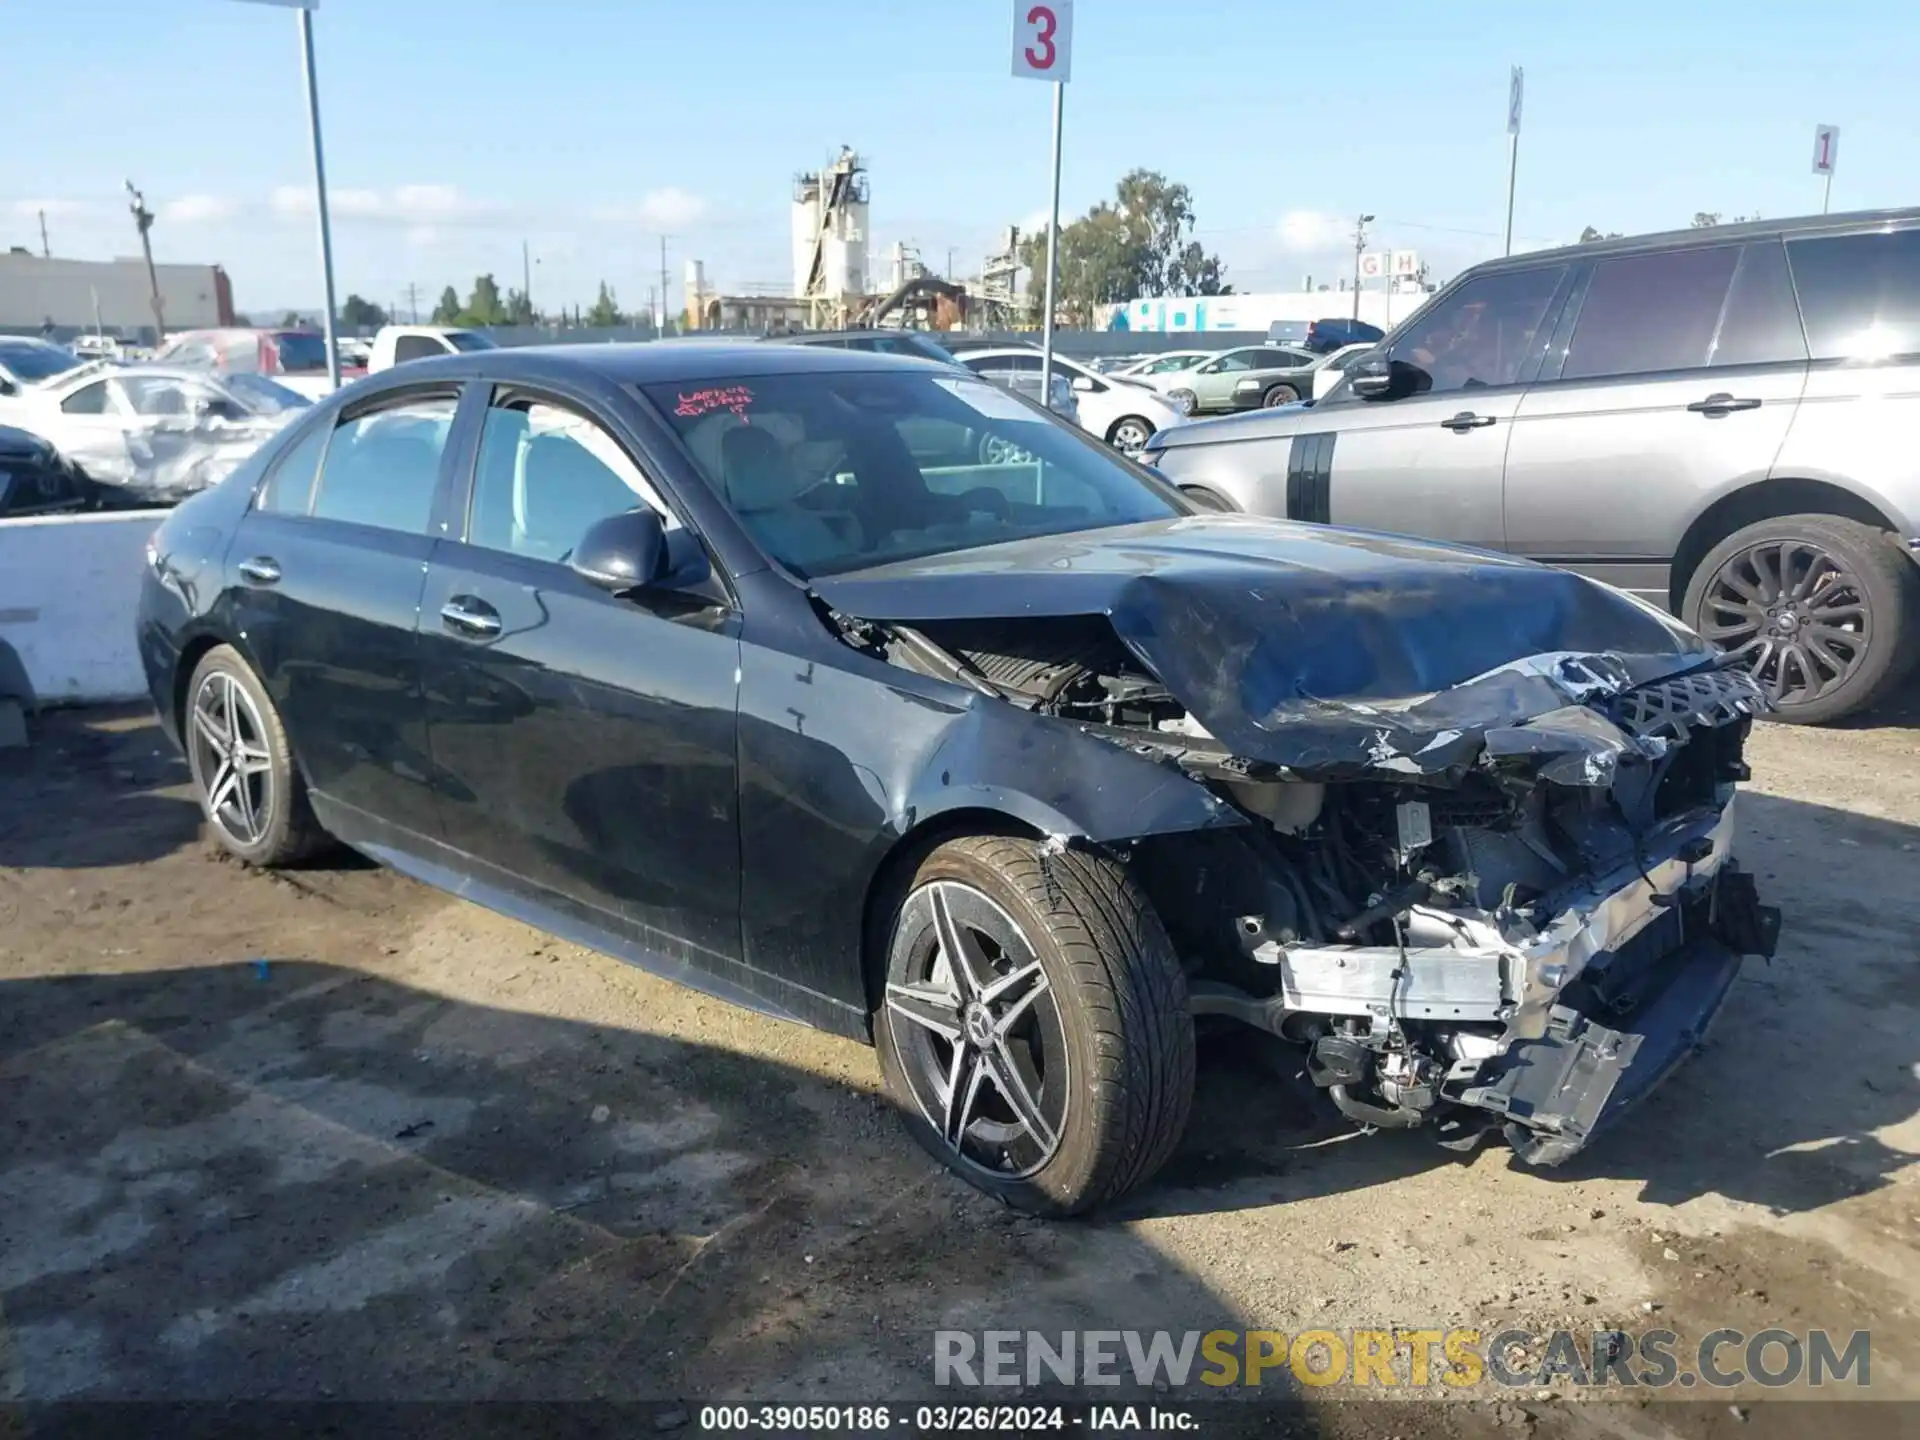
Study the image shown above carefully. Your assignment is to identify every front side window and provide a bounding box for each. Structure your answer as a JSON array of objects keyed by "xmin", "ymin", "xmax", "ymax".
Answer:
[
  {"xmin": 467, "ymin": 396, "xmax": 676, "ymax": 562},
  {"xmin": 1208, "ymin": 351, "xmax": 1257, "ymax": 372},
  {"xmin": 308, "ymin": 394, "xmax": 457, "ymax": 533},
  {"xmin": 1561, "ymin": 246, "xmax": 1741, "ymax": 380},
  {"xmin": 1786, "ymin": 228, "xmax": 1920, "ymax": 362},
  {"xmin": 1390, "ymin": 265, "xmax": 1569, "ymax": 393},
  {"xmin": 118, "ymin": 375, "xmax": 198, "ymax": 417},
  {"xmin": 60, "ymin": 381, "xmax": 111, "ymax": 415},
  {"xmin": 643, "ymin": 370, "xmax": 1180, "ymax": 578}
]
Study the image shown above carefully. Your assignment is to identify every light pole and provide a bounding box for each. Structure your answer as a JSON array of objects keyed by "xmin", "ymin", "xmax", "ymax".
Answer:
[
  {"xmin": 125, "ymin": 182, "xmax": 166, "ymax": 344},
  {"xmin": 1351, "ymin": 214, "xmax": 1374, "ymax": 323},
  {"xmin": 231, "ymin": 1, "xmax": 340, "ymax": 388}
]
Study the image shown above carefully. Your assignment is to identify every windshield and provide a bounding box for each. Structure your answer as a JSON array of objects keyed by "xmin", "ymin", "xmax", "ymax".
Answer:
[
  {"xmin": 218, "ymin": 373, "xmax": 312, "ymax": 414},
  {"xmin": 270, "ymin": 332, "xmax": 330, "ymax": 372},
  {"xmin": 642, "ymin": 370, "xmax": 1181, "ymax": 578},
  {"xmin": 445, "ymin": 330, "xmax": 496, "ymax": 353},
  {"xmin": 0, "ymin": 339, "xmax": 82, "ymax": 384}
]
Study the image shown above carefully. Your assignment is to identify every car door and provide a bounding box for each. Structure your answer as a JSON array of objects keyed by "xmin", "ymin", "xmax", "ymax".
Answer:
[
  {"xmin": 1311, "ymin": 263, "xmax": 1574, "ymax": 549},
  {"xmin": 1185, "ymin": 349, "xmax": 1259, "ymax": 411},
  {"xmin": 226, "ymin": 384, "xmax": 461, "ymax": 838},
  {"xmin": 44, "ymin": 376, "xmax": 134, "ymax": 479},
  {"xmin": 418, "ymin": 385, "xmax": 744, "ymax": 965},
  {"xmin": 1502, "ymin": 240, "xmax": 1808, "ymax": 603}
]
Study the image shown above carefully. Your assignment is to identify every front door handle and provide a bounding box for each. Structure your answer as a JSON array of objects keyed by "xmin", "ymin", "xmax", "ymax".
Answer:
[
  {"xmin": 237, "ymin": 555, "xmax": 281, "ymax": 585},
  {"xmin": 1687, "ymin": 393, "xmax": 1763, "ymax": 416},
  {"xmin": 1440, "ymin": 411, "xmax": 1496, "ymax": 432},
  {"xmin": 439, "ymin": 595, "xmax": 502, "ymax": 639}
]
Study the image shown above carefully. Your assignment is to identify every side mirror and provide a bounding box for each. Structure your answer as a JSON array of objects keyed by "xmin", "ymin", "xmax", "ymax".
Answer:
[
  {"xmin": 569, "ymin": 508, "xmax": 669, "ymax": 593},
  {"xmin": 1071, "ymin": 374, "xmax": 1096, "ymax": 392},
  {"xmin": 1349, "ymin": 353, "xmax": 1421, "ymax": 401}
]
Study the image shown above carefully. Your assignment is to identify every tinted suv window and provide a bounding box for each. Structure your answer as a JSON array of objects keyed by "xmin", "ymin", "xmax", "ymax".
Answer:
[
  {"xmin": 1390, "ymin": 265, "xmax": 1568, "ymax": 393},
  {"xmin": 309, "ymin": 395, "xmax": 456, "ymax": 533},
  {"xmin": 392, "ymin": 334, "xmax": 448, "ymax": 364},
  {"xmin": 467, "ymin": 396, "xmax": 675, "ymax": 562},
  {"xmin": 1708, "ymin": 241, "xmax": 1808, "ymax": 367},
  {"xmin": 1562, "ymin": 245, "xmax": 1740, "ymax": 380},
  {"xmin": 1786, "ymin": 228, "xmax": 1920, "ymax": 361}
]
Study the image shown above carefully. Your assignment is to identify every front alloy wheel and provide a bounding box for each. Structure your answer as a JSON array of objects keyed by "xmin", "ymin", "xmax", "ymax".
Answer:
[
  {"xmin": 874, "ymin": 835, "xmax": 1193, "ymax": 1216},
  {"xmin": 1109, "ymin": 417, "xmax": 1154, "ymax": 453}
]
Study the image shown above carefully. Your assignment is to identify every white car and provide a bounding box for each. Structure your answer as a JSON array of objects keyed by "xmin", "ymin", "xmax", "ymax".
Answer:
[
  {"xmin": 954, "ymin": 347, "xmax": 1189, "ymax": 452},
  {"xmin": 1111, "ymin": 349, "xmax": 1216, "ymax": 381},
  {"xmin": 1311, "ymin": 342, "xmax": 1376, "ymax": 400},
  {"xmin": 0, "ymin": 363, "xmax": 308, "ymax": 502}
]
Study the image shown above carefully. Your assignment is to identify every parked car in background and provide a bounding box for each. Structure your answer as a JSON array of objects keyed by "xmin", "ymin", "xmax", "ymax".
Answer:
[
  {"xmin": 156, "ymin": 327, "xmax": 362, "ymax": 399},
  {"xmin": 367, "ymin": 324, "xmax": 498, "ymax": 372},
  {"xmin": 954, "ymin": 346, "xmax": 1188, "ymax": 451},
  {"xmin": 1311, "ymin": 343, "xmax": 1376, "ymax": 400},
  {"xmin": 71, "ymin": 334, "xmax": 145, "ymax": 363},
  {"xmin": 1146, "ymin": 345, "xmax": 1319, "ymax": 414},
  {"xmin": 0, "ymin": 423, "xmax": 89, "ymax": 516},
  {"xmin": 777, "ymin": 331, "xmax": 1079, "ymax": 420},
  {"xmin": 0, "ymin": 362, "xmax": 308, "ymax": 504},
  {"xmin": 1141, "ymin": 209, "xmax": 1920, "ymax": 722},
  {"xmin": 1113, "ymin": 350, "xmax": 1215, "ymax": 380},
  {"xmin": 1303, "ymin": 317, "xmax": 1386, "ymax": 353},
  {"xmin": 137, "ymin": 339, "xmax": 1778, "ymax": 1216},
  {"xmin": 0, "ymin": 337, "xmax": 83, "ymax": 395}
]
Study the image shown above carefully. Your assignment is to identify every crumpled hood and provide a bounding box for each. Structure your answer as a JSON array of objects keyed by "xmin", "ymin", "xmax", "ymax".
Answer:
[{"xmin": 813, "ymin": 514, "xmax": 1734, "ymax": 779}]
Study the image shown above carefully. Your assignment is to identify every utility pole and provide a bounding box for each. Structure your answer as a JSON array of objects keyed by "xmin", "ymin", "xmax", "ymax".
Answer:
[
  {"xmin": 38, "ymin": 209, "xmax": 50, "ymax": 258},
  {"xmin": 947, "ymin": 246, "xmax": 957, "ymax": 280},
  {"xmin": 1351, "ymin": 213, "xmax": 1374, "ymax": 324},
  {"xmin": 522, "ymin": 240, "xmax": 534, "ymax": 324},
  {"xmin": 659, "ymin": 235, "xmax": 670, "ymax": 335},
  {"xmin": 405, "ymin": 282, "xmax": 419, "ymax": 324},
  {"xmin": 125, "ymin": 182, "xmax": 166, "ymax": 345}
]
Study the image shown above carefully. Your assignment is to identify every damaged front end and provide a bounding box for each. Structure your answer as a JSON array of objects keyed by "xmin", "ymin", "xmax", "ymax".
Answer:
[{"xmin": 817, "ymin": 537, "xmax": 1781, "ymax": 1166}]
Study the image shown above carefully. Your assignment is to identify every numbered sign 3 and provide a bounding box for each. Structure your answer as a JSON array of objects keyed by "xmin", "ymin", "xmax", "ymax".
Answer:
[{"xmin": 1011, "ymin": 0, "xmax": 1073, "ymax": 83}]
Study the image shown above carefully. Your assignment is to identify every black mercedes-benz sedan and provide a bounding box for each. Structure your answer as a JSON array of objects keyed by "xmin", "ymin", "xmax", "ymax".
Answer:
[{"xmin": 138, "ymin": 341, "xmax": 1779, "ymax": 1215}]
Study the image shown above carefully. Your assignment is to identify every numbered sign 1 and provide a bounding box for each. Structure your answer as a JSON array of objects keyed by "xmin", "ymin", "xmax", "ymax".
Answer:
[
  {"xmin": 1012, "ymin": 0, "xmax": 1073, "ymax": 83},
  {"xmin": 1811, "ymin": 123, "xmax": 1840, "ymax": 176}
]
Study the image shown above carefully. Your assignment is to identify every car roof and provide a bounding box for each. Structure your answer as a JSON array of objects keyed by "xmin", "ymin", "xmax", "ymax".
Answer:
[
  {"xmin": 359, "ymin": 340, "xmax": 951, "ymax": 386},
  {"xmin": 1469, "ymin": 205, "xmax": 1920, "ymax": 274}
]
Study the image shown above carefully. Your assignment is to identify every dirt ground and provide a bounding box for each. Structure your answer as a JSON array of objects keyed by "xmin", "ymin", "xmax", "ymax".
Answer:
[{"xmin": 1, "ymin": 693, "xmax": 1916, "ymax": 1437}]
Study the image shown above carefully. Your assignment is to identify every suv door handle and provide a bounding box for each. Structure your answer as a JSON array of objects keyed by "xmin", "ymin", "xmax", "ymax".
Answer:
[
  {"xmin": 1440, "ymin": 411, "xmax": 1496, "ymax": 432},
  {"xmin": 237, "ymin": 555, "xmax": 281, "ymax": 585},
  {"xmin": 439, "ymin": 595, "xmax": 502, "ymax": 639},
  {"xmin": 1687, "ymin": 393, "xmax": 1763, "ymax": 416}
]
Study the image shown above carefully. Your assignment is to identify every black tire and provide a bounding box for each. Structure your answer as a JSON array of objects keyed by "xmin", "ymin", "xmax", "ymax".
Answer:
[
  {"xmin": 183, "ymin": 645, "xmax": 331, "ymax": 866},
  {"xmin": 1682, "ymin": 513, "xmax": 1920, "ymax": 725},
  {"xmin": 1181, "ymin": 485, "xmax": 1237, "ymax": 513},
  {"xmin": 1108, "ymin": 416, "xmax": 1155, "ymax": 453},
  {"xmin": 873, "ymin": 835, "xmax": 1193, "ymax": 1217},
  {"xmin": 1261, "ymin": 384, "xmax": 1300, "ymax": 408}
]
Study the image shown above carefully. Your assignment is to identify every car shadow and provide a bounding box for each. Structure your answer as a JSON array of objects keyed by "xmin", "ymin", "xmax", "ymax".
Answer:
[{"xmin": 0, "ymin": 707, "xmax": 203, "ymax": 870}]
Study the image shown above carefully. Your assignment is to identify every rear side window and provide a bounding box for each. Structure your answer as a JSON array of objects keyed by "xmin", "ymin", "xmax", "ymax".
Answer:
[
  {"xmin": 1786, "ymin": 228, "xmax": 1920, "ymax": 361},
  {"xmin": 256, "ymin": 422, "xmax": 330, "ymax": 515},
  {"xmin": 1708, "ymin": 241, "xmax": 1808, "ymax": 367},
  {"xmin": 308, "ymin": 395, "xmax": 457, "ymax": 533},
  {"xmin": 392, "ymin": 334, "xmax": 450, "ymax": 364},
  {"xmin": 1561, "ymin": 246, "xmax": 1740, "ymax": 380}
]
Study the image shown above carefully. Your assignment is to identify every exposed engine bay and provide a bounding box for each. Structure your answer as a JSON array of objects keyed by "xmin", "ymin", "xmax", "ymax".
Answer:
[{"xmin": 830, "ymin": 606, "xmax": 1780, "ymax": 1166}]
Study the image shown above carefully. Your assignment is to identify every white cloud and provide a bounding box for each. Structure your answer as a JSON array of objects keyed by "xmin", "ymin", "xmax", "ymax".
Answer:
[
  {"xmin": 161, "ymin": 194, "xmax": 237, "ymax": 225},
  {"xmin": 1276, "ymin": 210, "xmax": 1347, "ymax": 252},
  {"xmin": 271, "ymin": 184, "xmax": 499, "ymax": 226},
  {"xmin": 592, "ymin": 188, "xmax": 709, "ymax": 230}
]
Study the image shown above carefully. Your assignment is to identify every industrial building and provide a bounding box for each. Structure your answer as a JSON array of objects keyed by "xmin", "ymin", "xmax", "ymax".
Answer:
[{"xmin": 0, "ymin": 252, "xmax": 235, "ymax": 339}]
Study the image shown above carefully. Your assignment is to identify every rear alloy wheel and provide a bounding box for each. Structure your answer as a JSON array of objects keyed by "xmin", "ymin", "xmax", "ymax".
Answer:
[
  {"xmin": 1261, "ymin": 383, "xmax": 1300, "ymax": 408},
  {"xmin": 184, "ymin": 645, "xmax": 330, "ymax": 865},
  {"xmin": 1166, "ymin": 388, "xmax": 1198, "ymax": 416},
  {"xmin": 875, "ymin": 835, "xmax": 1193, "ymax": 1216},
  {"xmin": 1683, "ymin": 514, "xmax": 1919, "ymax": 724},
  {"xmin": 1109, "ymin": 416, "xmax": 1155, "ymax": 453}
]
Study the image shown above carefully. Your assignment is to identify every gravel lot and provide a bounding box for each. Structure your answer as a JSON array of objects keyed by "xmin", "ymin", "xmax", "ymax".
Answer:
[{"xmin": 1, "ymin": 695, "xmax": 1915, "ymax": 1436}]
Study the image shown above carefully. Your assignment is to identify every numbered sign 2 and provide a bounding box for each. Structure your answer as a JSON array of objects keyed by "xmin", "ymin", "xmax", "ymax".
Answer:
[{"xmin": 1012, "ymin": 0, "xmax": 1074, "ymax": 83}]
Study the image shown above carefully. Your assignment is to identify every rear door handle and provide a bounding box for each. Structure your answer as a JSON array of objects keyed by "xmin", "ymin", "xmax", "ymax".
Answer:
[
  {"xmin": 439, "ymin": 595, "xmax": 502, "ymax": 639},
  {"xmin": 1687, "ymin": 393, "xmax": 1763, "ymax": 416},
  {"xmin": 1440, "ymin": 411, "xmax": 1496, "ymax": 432},
  {"xmin": 237, "ymin": 555, "xmax": 281, "ymax": 585}
]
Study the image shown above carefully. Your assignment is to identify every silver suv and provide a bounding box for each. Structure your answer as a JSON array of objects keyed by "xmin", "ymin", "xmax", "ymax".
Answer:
[{"xmin": 1141, "ymin": 209, "xmax": 1920, "ymax": 722}]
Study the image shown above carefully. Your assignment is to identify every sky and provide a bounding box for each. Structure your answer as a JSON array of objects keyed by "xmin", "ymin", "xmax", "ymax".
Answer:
[{"xmin": 6, "ymin": 0, "xmax": 1916, "ymax": 321}]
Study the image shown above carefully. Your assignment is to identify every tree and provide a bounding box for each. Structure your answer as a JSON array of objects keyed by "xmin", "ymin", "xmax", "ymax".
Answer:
[
  {"xmin": 586, "ymin": 281, "xmax": 623, "ymax": 328},
  {"xmin": 430, "ymin": 286, "xmax": 461, "ymax": 325},
  {"xmin": 279, "ymin": 310, "xmax": 304, "ymax": 327},
  {"xmin": 504, "ymin": 288, "xmax": 535, "ymax": 326},
  {"xmin": 1691, "ymin": 212, "xmax": 1723, "ymax": 229},
  {"xmin": 1018, "ymin": 168, "xmax": 1230, "ymax": 324},
  {"xmin": 1578, "ymin": 225, "xmax": 1623, "ymax": 243},
  {"xmin": 340, "ymin": 293, "xmax": 388, "ymax": 328},
  {"xmin": 460, "ymin": 274, "xmax": 507, "ymax": 327}
]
